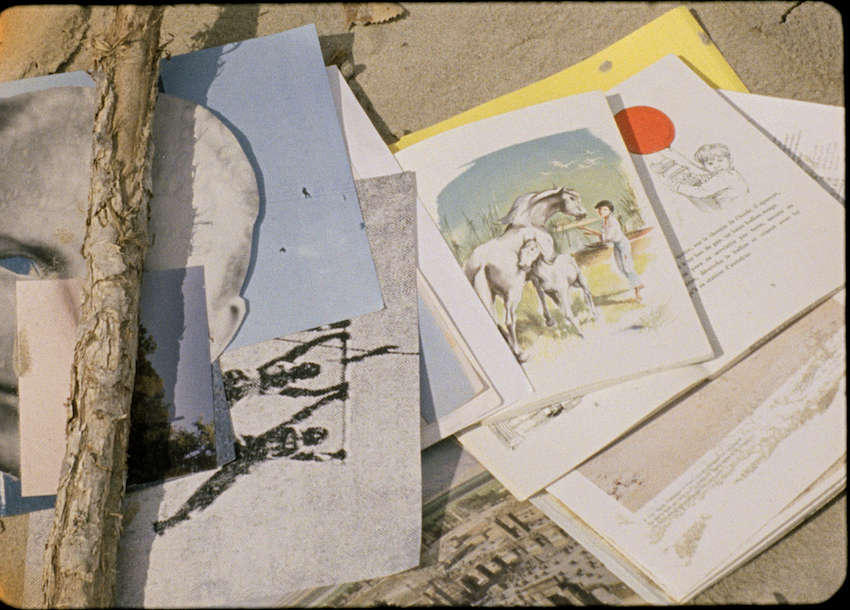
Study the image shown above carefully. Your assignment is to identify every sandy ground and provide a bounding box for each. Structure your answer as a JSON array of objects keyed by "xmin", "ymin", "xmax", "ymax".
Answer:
[{"xmin": 0, "ymin": 3, "xmax": 844, "ymax": 605}]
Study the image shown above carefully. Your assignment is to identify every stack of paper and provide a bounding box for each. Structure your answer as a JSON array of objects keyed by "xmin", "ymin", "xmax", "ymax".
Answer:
[
  {"xmin": 387, "ymin": 12, "xmax": 843, "ymax": 607},
  {"xmin": 0, "ymin": 24, "xmax": 422, "ymax": 608},
  {"xmin": 333, "ymin": 6, "xmax": 844, "ymax": 604}
]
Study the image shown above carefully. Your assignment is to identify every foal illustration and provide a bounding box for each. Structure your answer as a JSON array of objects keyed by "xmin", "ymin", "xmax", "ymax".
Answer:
[
  {"xmin": 464, "ymin": 186, "xmax": 587, "ymax": 360},
  {"xmin": 527, "ymin": 248, "xmax": 599, "ymax": 338},
  {"xmin": 464, "ymin": 234, "xmax": 542, "ymax": 360}
]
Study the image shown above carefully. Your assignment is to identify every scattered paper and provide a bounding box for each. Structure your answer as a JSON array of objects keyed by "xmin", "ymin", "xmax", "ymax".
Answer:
[
  {"xmin": 160, "ymin": 25, "xmax": 384, "ymax": 351},
  {"xmin": 107, "ymin": 173, "xmax": 421, "ymax": 607},
  {"xmin": 16, "ymin": 267, "xmax": 220, "ymax": 497},
  {"xmin": 328, "ymin": 64, "xmax": 526, "ymax": 445}
]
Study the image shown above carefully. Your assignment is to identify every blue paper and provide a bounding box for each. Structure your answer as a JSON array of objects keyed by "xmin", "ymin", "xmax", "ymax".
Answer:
[{"xmin": 160, "ymin": 25, "xmax": 384, "ymax": 350}]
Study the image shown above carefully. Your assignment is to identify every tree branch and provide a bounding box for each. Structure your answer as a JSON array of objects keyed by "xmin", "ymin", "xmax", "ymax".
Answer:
[{"xmin": 42, "ymin": 6, "xmax": 163, "ymax": 608}]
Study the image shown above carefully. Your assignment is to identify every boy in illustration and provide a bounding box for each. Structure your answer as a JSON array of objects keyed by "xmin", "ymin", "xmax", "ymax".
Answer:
[
  {"xmin": 654, "ymin": 143, "xmax": 749, "ymax": 210},
  {"xmin": 0, "ymin": 87, "xmax": 259, "ymax": 479},
  {"xmin": 579, "ymin": 200, "xmax": 644, "ymax": 303}
]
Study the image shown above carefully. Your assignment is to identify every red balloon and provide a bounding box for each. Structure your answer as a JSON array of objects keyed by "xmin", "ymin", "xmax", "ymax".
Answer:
[{"xmin": 614, "ymin": 106, "xmax": 675, "ymax": 154}]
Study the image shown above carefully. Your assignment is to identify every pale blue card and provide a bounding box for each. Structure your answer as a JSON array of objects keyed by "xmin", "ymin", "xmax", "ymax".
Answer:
[
  {"xmin": 418, "ymin": 295, "xmax": 479, "ymax": 424},
  {"xmin": 159, "ymin": 25, "xmax": 384, "ymax": 350}
]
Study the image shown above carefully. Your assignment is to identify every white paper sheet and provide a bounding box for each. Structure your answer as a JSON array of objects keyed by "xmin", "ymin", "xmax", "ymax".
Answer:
[
  {"xmin": 328, "ymin": 66, "xmax": 532, "ymax": 444},
  {"xmin": 538, "ymin": 68, "xmax": 847, "ymax": 602},
  {"xmin": 395, "ymin": 90, "xmax": 714, "ymax": 403},
  {"xmin": 605, "ymin": 56, "xmax": 844, "ymax": 375},
  {"xmin": 718, "ymin": 90, "xmax": 844, "ymax": 203},
  {"xmin": 546, "ymin": 297, "xmax": 845, "ymax": 602},
  {"xmin": 111, "ymin": 173, "xmax": 421, "ymax": 607}
]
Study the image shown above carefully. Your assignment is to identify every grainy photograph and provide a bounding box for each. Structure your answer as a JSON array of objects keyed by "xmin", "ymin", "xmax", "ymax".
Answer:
[{"xmin": 0, "ymin": 85, "xmax": 259, "ymax": 508}]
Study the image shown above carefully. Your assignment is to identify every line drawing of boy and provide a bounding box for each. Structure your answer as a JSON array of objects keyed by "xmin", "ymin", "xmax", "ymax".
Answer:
[
  {"xmin": 0, "ymin": 86, "xmax": 259, "ymax": 479},
  {"xmin": 579, "ymin": 200, "xmax": 644, "ymax": 303},
  {"xmin": 653, "ymin": 142, "xmax": 749, "ymax": 210}
]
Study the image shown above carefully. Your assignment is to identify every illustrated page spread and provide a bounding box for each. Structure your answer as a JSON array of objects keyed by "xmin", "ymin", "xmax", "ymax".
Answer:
[
  {"xmin": 395, "ymin": 90, "xmax": 713, "ymax": 405},
  {"xmin": 360, "ymin": 4, "xmax": 756, "ymax": 489},
  {"xmin": 536, "ymin": 82, "xmax": 846, "ymax": 603},
  {"xmin": 344, "ymin": 6, "xmax": 753, "ymax": 452},
  {"xmin": 456, "ymin": 59, "xmax": 846, "ymax": 501}
]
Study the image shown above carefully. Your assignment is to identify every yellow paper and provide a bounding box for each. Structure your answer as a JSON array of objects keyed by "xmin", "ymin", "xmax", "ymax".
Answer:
[{"xmin": 391, "ymin": 6, "xmax": 748, "ymax": 152}]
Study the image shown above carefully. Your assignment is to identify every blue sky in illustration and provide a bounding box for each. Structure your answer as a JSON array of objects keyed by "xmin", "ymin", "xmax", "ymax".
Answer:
[{"xmin": 436, "ymin": 129, "xmax": 631, "ymax": 237}]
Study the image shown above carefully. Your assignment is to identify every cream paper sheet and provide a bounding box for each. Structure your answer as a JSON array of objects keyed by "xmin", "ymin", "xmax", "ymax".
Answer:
[{"xmin": 544, "ymin": 295, "xmax": 845, "ymax": 602}]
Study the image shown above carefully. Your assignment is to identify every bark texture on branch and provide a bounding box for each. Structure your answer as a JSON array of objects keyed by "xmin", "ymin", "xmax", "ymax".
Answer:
[{"xmin": 42, "ymin": 6, "xmax": 163, "ymax": 608}]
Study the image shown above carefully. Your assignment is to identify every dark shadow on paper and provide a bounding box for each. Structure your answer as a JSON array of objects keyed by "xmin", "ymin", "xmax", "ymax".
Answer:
[
  {"xmin": 418, "ymin": 335, "xmax": 439, "ymax": 424},
  {"xmin": 0, "ymin": 473, "xmax": 55, "ymax": 517},
  {"xmin": 160, "ymin": 3, "xmax": 265, "ymax": 326},
  {"xmin": 117, "ymin": 481, "xmax": 166, "ymax": 606}
]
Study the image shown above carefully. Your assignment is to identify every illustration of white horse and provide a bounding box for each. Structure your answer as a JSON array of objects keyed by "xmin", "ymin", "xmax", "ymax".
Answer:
[
  {"xmin": 524, "ymin": 241, "xmax": 599, "ymax": 338},
  {"xmin": 501, "ymin": 186, "xmax": 593, "ymax": 326},
  {"xmin": 501, "ymin": 185, "xmax": 586, "ymax": 256},
  {"xmin": 464, "ymin": 233, "xmax": 543, "ymax": 360},
  {"xmin": 463, "ymin": 186, "xmax": 587, "ymax": 360}
]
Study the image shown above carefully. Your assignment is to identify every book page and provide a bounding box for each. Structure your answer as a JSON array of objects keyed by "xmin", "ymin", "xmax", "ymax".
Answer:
[
  {"xmin": 606, "ymin": 55, "xmax": 844, "ymax": 375},
  {"xmin": 690, "ymin": 457, "xmax": 845, "ymax": 596},
  {"xmin": 459, "ymin": 87, "xmax": 847, "ymax": 500},
  {"xmin": 461, "ymin": 356, "xmax": 708, "ymax": 500},
  {"xmin": 718, "ymin": 90, "xmax": 844, "ymax": 203},
  {"xmin": 533, "ymin": 455, "xmax": 845, "ymax": 605},
  {"xmin": 396, "ymin": 90, "xmax": 713, "ymax": 404},
  {"xmin": 547, "ymin": 296, "xmax": 846, "ymax": 602}
]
